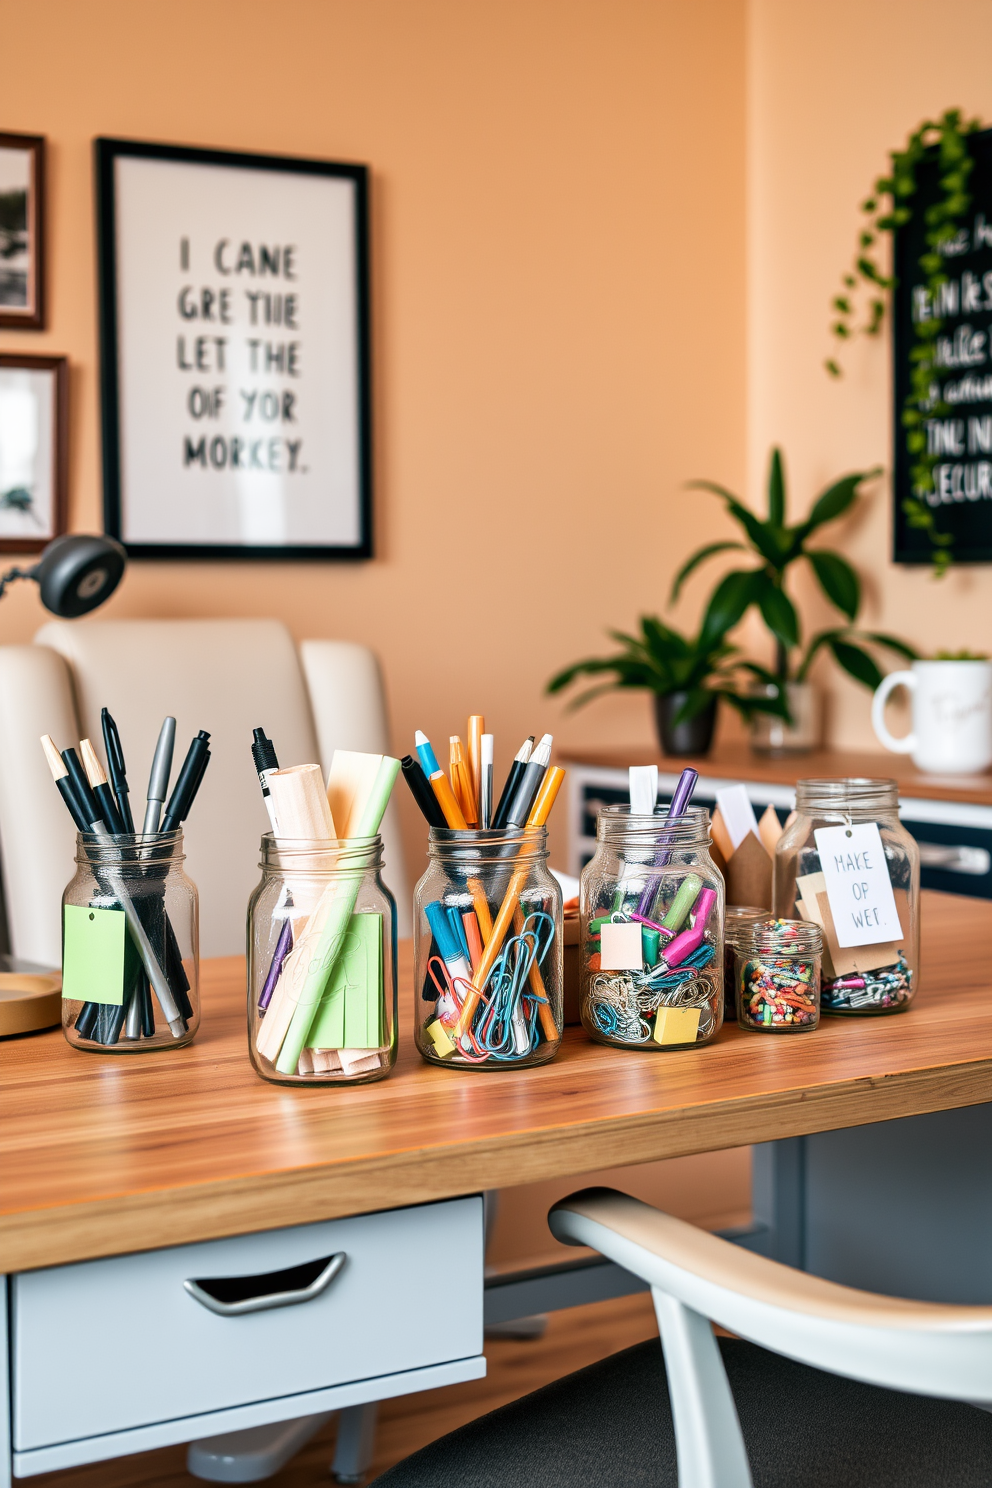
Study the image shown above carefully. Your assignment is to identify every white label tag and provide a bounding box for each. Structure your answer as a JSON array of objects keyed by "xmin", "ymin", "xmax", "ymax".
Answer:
[
  {"xmin": 600, "ymin": 921, "xmax": 644, "ymax": 971},
  {"xmin": 813, "ymin": 823, "xmax": 904, "ymax": 948}
]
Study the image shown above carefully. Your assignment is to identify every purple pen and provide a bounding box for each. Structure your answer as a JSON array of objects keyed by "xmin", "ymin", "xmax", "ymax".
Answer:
[
  {"xmin": 635, "ymin": 767, "xmax": 699, "ymax": 917},
  {"xmin": 259, "ymin": 917, "xmax": 293, "ymax": 1011}
]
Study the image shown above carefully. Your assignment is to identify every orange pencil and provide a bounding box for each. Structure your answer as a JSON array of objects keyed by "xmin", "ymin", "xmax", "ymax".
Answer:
[
  {"xmin": 449, "ymin": 736, "xmax": 478, "ymax": 826},
  {"xmin": 467, "ymin": 715, "xmax": 485, "ymax": 811},
  {"xmin": 430, "ymin": 769, "xmax": 468, "ymax": 830},
  {"xmin": 455, "ymin": 766, "xmax": 566, "ymax": 1038}
]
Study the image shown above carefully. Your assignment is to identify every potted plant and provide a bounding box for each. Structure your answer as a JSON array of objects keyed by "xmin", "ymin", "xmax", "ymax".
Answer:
[
  {"xmin": 672, "ymin": 448, "xmax": 917, "ymax": 753},
  {"xmin": 546, "ymin": 615, "xmax": 787, "ymax": 758}
]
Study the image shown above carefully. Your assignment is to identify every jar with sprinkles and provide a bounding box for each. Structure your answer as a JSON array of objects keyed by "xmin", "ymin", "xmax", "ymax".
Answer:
[
  {"xmin": 735, "ymin": 919, "xmax": 821, "ymax": 1033},
  {"xmin": 579, "ymin": 806, "xmax": 724, "ymax": 1050}
]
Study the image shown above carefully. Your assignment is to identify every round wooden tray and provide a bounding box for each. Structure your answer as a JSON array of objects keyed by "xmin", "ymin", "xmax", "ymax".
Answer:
[{"xmin": 0, "ymin": 972, "xmax": 62, "ymax": 1037}]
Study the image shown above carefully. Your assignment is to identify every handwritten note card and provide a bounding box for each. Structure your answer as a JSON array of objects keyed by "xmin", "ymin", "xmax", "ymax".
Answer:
[{"xmin": 813, "ymin": 823, "xmax": 903, "ymax": 948}]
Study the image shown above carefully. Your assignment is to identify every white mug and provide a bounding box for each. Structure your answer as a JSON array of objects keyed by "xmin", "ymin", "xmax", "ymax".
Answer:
[{"xmin": 871, "ymin": 660, "xmax": 992, "ymax": 775}]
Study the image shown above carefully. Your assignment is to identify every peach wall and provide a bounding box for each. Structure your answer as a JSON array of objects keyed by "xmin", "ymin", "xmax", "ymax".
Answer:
[
  {"xmin": 0, "ymin": 0, "xmax": 747, "ymax": 879},
  {"xmin": 745, "ymin": 0, "xmax": 992, "ymax": 748}
]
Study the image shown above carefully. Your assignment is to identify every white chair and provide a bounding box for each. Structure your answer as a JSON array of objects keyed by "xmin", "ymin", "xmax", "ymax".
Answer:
[
  {"xmin": 374, "ymin": 1186, "xmax": 992, "ymax": 1486},
  {"xmin": 0, "ymin": 617, "xmax": 410, "ymax": 963}
]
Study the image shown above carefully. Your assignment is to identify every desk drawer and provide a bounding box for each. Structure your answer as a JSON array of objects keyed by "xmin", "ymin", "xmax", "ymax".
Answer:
[{"xmin": 13, "ymin": 1197, "xmax": 482, "ymax": 1451}]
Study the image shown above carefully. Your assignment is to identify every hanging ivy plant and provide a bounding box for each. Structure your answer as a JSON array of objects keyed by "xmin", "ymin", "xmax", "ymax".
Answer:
[{"xmin": 825, "ymin": 108, "xmax": 983, "ymax": 576}]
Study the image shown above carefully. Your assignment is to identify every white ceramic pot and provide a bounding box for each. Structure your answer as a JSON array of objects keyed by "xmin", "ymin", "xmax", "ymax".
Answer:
[{"xmin": 871, "ymin": 660, "xmax": 992, "ymax": 775}]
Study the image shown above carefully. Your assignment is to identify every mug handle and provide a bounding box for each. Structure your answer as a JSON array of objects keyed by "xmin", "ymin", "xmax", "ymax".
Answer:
[{"xmin": 871, "ymin": 670, "xmax": 917, "ymax": 755}]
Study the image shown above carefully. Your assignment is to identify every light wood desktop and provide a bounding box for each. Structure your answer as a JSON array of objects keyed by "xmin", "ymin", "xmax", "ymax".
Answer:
[{"xmin": 3, "ymin": 889, "xmax": 989, "ymax": 1275}]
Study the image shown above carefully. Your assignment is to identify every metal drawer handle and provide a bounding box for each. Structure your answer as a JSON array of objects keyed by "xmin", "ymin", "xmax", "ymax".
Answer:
[{"xmin": 183, "ymin": 1252, "xmax": 346, "ymax": 1317}]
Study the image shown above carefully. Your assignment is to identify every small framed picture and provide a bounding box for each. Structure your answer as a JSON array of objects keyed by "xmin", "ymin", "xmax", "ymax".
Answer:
[
  {"xmin": 0, "ymin": 133, "xmax": 45, "ymax": 330},
  {"xmin": 0, "ymin": 354, "xmax": 68, "ymax": 551},
  {"xmin": 96, "ymin": 137, "xmax": 372, "ymax": 560}
]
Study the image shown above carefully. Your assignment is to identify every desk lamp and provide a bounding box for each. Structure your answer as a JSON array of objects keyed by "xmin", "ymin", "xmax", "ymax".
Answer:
[
  {"xmin": 0, "ymin": 532, "xmax": 126, "ymax": 617},
  {"xmin": 0, "ymin": 533, "xmax": 127, "ymax": 1036}
]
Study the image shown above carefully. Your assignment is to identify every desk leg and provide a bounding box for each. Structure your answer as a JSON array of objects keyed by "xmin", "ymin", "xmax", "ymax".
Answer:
[
  {"xmin": 741, "ymin": 1138, "xmax": 807, "ymax": 1268},
  {"xmin": 1, "ymin": 1277, "xmax": 10, "ymax": 1488},
  {"xmin": 332, "ymin": 1402, "xmax": 379, "ymax": 1484}
]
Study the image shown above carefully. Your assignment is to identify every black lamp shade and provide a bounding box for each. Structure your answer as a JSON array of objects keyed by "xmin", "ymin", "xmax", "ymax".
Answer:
[{"xmin": 33, "ymin": 535, "xmax": 127, "ymax": 618}]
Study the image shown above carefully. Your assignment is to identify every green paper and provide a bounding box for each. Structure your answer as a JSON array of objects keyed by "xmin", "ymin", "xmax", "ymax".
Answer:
[
  {"xmin": 63, "ymin": 904, "xmax": 127, "ymax": 1005},
  {"xmin": 307, "ymin": 913, "xmax": 383, "ymax": 1050}
]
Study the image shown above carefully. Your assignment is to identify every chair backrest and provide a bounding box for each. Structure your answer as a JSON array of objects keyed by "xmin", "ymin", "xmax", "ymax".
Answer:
[
  {"xmin": 0, "ymin": 619, "xmax": 408, "ymax": 963},
  {"xmin": 551, "ymin": 1188, "xmax": 992, "ymax": 1488}
]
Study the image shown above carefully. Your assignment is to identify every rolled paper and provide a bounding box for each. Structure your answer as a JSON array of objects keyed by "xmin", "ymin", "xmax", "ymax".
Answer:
[
  {"xmin": 274, "ymin": 757, "xmax": 400, "ymax": 1074},
  {"xmin": 267, "ymin": 763, "xmax": 336, "ymax": 841},
  {"xmin": 660, "ymin": 874, "xmax": 703, "ymax": 934},
  {"xmin": 259, "ymin": 916, "xmax": 293, "ymax": 1011}
]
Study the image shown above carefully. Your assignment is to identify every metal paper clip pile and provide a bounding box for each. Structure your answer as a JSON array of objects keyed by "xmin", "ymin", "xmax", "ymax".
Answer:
[
  {"xmin": 427, "ymin": 908, "xmax": 556, "ymax": 1063},
  {"xmin": 587, "ymin": 943, "xmax": 717, "ymax": 1044}
]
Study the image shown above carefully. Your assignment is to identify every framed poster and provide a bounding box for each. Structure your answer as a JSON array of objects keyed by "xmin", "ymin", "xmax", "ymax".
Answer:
[
  {"xmin": 893, "ymin": 126, "xmax": 992, "ymax": 563},
  {"xmin": 0, "ymin": 132, "xmax": 45, "ymax": 330},
  {"xmin": 0, "ymin": 354, "xmax": 67, "ymax": 551},
  {"xmin": 95, "ymin": 138, "xmax": 372, "ymax": 559}
]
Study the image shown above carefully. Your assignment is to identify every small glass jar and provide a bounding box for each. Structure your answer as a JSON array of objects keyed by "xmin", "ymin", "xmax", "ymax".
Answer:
[
  {"xmin": 248, "ymin": 835, "xmax": 397, "ymax": 1085},
  {"xmin": 62, "ymin": 831, "xmax": 199, "ymax": 1052},
  {"xmin": 735, "ymin": 919, "xmax": 821, "ymax": 1032},
  {"xmin": 773, "ymin": 778, "xmax": 919, "ymax": 1015},
  {"xmin": 750, "ymin": 681, "xmax": 821, "ymax": 754},
  {"xmin": 414, "ymin": 826, "xmax": 562, "ymax": 1070},
  {"xmin": 724, "ymin": 904, "xmax": 772, "ymax": 988},
  {"xmin": 580, "ymin": 806, "xmax": 724, "ymax": 1050}
]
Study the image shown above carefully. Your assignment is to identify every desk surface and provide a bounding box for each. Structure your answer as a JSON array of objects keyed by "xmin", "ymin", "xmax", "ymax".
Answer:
[
  {"xmin": 561, "ymin": 741, "xmax": 992, "ymax": 807},
  {"xmin": 2, "ymin": 890, "xmax": 990, "ymax": 1274}
]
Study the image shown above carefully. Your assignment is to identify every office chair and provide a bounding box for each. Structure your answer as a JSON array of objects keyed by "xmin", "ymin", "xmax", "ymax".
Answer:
[
  {"xmin": 0, "ymin": 616, "xmax": 410, "ymax": 962},
  {"xmin": 374, "ymin": 1186, "xmax": 992, "ymax": 1487}
]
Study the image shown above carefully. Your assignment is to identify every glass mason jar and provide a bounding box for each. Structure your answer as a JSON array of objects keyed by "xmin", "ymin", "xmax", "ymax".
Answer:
[
  {"xmin": 580, "ymin": 806, "xmax": 724, "ymax": 1050},
  {"xmin": 735, "ymin": 919, "xmax": 821, "ymax": 1032},
  {"xmin": 414, "ymin": 826, "xmax": 562, "ymax": 1070},
  {"xmin": 61, "ymin": 830, "xmax": 199, "ymax": 1052},
  {"xmin": 773, "ymin": 778, "xmax": 920, "ymax": 1015},
  {"xmin": 750, "ymin": 681, "xmax": 821, "ymax": 754},
  {"xmin": 248, "ymin": 835, "xmax": 397, "ymax": 1086}
]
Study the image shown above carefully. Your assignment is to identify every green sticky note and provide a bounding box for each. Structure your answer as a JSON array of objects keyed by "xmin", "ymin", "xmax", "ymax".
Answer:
[
  {"xmin": 308, "ymin": 913, "xmax": 382, "ymax": 1050},
  {"xmin": 63, "ymin": 904, "xmax": 127, "ymax": 1005}
]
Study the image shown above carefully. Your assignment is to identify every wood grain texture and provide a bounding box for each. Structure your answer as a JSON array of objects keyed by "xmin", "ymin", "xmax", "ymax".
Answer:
[
  {"xmin": 561, "ymin": 741, "xmax": 992, "ymax": 806},
  {"xmin": 2, "ymin": 891, "xmax": 989, "ymax": 1274}
]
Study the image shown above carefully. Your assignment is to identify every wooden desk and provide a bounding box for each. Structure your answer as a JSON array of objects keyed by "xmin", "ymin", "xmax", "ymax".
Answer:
[
  {"xmin": 3, "ymin": 891, "xmax": 990, "ymax": 1275},
  {"xmin": 564, "ymin": 740, "xmax": 992, "ymax": 807}
]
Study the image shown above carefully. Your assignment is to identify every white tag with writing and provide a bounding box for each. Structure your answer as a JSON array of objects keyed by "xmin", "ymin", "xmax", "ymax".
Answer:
[{"xmin": 813, "ymin": 823, "xmax": 903, "ymax": 948}]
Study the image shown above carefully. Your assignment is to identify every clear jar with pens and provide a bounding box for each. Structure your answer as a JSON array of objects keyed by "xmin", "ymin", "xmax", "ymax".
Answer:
[
  {"xmin": 248, "ymin": 834, "xmax": 397, "ymax": 1085},
  {"xmin": 61, "ymin": 830, "xmax": 200, "ymax": 1052},
  {"xmin": 772, "ymin": 778, "xmax": 919, "ymax": 1015},
  {"xmin": 579, "ymin": 806, "xmax": 724, "ymax": 1050},
  {"xmin": 414, "ymin": 825, "xmax": 563, "ymax": 1069}
]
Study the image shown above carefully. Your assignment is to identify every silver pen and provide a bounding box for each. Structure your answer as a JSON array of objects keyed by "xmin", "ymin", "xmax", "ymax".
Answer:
[{"xmin": 143, "ymin": 717, "xmax": 176, "ymax": 833}]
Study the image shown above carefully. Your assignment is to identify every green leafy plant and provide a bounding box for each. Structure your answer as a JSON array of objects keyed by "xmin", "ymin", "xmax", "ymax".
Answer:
[
  {"xmin": 672, "ymin": 448, "xmax": 918, "ymax": 691},
  {"xmin": 546, "ymin": 615, "xmax": 788, "ymax": 724},
  {"xmin": 934, "ymin": 647, "xmax": 989, "ymax": 660},
  {"xmin": 825, "ymin": 108, "xmax": 983, "ymax": 575}
]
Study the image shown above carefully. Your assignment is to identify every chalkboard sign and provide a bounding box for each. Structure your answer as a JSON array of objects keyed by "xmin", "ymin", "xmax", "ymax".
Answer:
[{"xmin": 894, "ymin": 127, "xmax": 992, "ymax": 563}]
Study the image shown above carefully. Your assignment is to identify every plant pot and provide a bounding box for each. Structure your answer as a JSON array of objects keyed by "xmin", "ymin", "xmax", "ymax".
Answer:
[
  {"xmin": 653, "ymin": 693, "xmax": 717, "ymax": 757},
  {"xmin": 749, "ymin": 681, "xmax": 820, "ymax": 755}
]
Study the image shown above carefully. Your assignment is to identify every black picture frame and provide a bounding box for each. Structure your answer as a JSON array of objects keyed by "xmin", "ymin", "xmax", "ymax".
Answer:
[
  {"xmin": 0, "ymin": 132, "xmax": 45, "ymax": 331},
  {"xmin": 892, "ymin": 127, "xmax": 992, "ymax": 564},
  {"xmin": 95, "ymin": 137, "xmax": 372, "ymax": 561}
]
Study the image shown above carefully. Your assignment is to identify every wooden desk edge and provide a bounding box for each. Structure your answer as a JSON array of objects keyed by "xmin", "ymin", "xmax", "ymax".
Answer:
[{"xmin": 3, "ymin": 1055, "xmax": 988, "ymax": 1273}]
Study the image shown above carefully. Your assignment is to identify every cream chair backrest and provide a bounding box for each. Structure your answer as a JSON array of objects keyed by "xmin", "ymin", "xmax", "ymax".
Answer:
[{"xmin": 0, "ymin": 619, "xmax": 408, "ymax": 965}]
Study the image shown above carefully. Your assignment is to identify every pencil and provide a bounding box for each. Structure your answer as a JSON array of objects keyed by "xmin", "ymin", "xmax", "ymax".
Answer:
[{"xmin": 449, "ymin": 736, "xmax": 478, "ymax": 826}]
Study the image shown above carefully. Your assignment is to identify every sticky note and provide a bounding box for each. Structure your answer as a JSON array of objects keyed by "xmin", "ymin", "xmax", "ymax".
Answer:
[
  {"xmin": 814, "ymin": 823, "xmax": 903, "ymax": 948},
  {"xmin": 715, "ymin": 784, "xmax": 759, "ymax": 851},
  {"xmin": 62, "ymin": 905, "xmax": 127, "ymax": 1005},
  {"xmin": 654, "ymin": 1006, "xmax": 701, "ymax": 1045},
  {"xmin": 307, "ymin": 913, "xmax": 383, "ymax": 1050},
  {"xmin": 425, "ymin": 1019, "xmax": 455, "ymax": 1057},
  {"xmin": 600, "ymin": 921, "xmax": 644, "ymax": 971}
]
